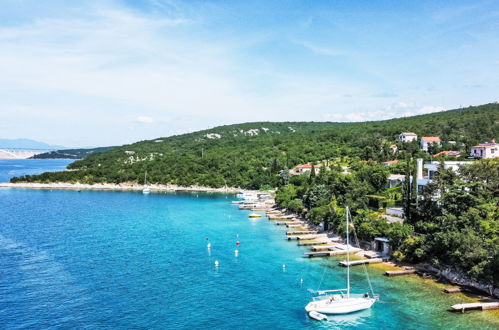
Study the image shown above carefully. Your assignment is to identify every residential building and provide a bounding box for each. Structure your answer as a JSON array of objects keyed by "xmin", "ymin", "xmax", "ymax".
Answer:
[
  {"xmin": 420, "ymin": 136, "xmax": 441, "ymax": 151},
  {"xmin": 397, "ymin": 132, "xmax": 417, "ymax": 143},
  {"xmin": 470, "ymin": 141, "xmax": 499, "ymax": 159},
  {"xmin": 389, "ymin": 144, "xmax": 398, "ymax": 153},
  {"xmin": 416, "ymin": 159, "xmax": 472, "ymax": 193},
  {"xmin": 387, "ymin": 174, "xmax": 405, "ymax": 188},
  {"xmin": 289, "ymin": 164, "xmax": 321, "ymax": 176}
]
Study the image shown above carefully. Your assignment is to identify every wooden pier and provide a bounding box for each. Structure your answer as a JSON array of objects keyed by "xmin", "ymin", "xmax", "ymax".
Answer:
[
  {"xmin": 443, "ymin": 287, "xmax": 463, "ymax": 293},
  {"xmin": 339, "ymin": 258, "xmax": 383, "ymax": 267},
  {"xmin": 297, "ymin": 239, "xmax": 330, "ymax": 246},
  {"xmin": 311, "ymin": 244, "xmax": 338, "ymax": 251},
  {"xmin": 384, "ymin": 269, "xmax": 416, "ymax": 276},
  {"xmin": 286, "ymin": 230, "xmax": 317, "ymax": 235},
  {"xmin": 451, "ymin": 302, "xmax": 499, "ymax": 313},
  {"xmin": 287, "ymin": 234, "xmax": 327, "ymax": 241},
  {"xmin": 274, "ymin": 221, "xmax": 301, "ymax": 226},
  {"xmin": 304, "ymin": 247, "xmax": 361, "ymax": 258}
]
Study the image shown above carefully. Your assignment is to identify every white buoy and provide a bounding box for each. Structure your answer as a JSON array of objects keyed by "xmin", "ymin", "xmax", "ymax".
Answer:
[
  {"xmin": 236, "ymin": 234, "xmax": 239, "ymax": 238},
  {"xmin": 282, "ymin": 264, "xmax": 286, "ymax": 268},
  {"xmin": 207, "ymin": 243, "xmax": 211, "ymax": 248},
  {"xmin": 214, "ymin": 260, "xmax": 219, "ymax": 267},
  {"xmin": 234, "ymin": 249, "xmax": 239, "ymax": 255},
  {"xmin": 300, "ymin": 278, "xmax": 304, "ymax": 284}
]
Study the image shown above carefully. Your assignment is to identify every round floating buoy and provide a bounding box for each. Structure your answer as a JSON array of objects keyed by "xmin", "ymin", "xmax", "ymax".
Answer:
[
  {"xmin": 236, "ymin": 234, "xmax": 239, "ymax": 238},
  {"xmin": 214, "ymin": 260, "xmax": 219, "ymax": 267},
  {"xmin": 282, "ymin": 264, "xmax": 286, "ymax": 269},
  {"xmin": 236, "ymin": 241, "xmax": 240, "ymax": 245},
  {"xmin": 300, "ymin": 278, "xmax": 304, "ymax": 284},
  {"xmin": 235, "ymin": 249, "xmax": 239, "ymax": 255},
  {"xmin": 206, "ymin": 237, "xmax": 209, "ymax": 240},
  {"xmin": 207, "ymin": 243, "xmax": 211, "ymax": 248}
]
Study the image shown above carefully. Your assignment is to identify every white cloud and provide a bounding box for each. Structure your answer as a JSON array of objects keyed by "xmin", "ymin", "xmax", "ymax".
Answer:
[
  {"xmin": 323, "ymin": 103, "xmax": 444, "ymax": 122},
  {"xmin": 135, "ymin": 116, "xmax": 154, "ymax": 123}
]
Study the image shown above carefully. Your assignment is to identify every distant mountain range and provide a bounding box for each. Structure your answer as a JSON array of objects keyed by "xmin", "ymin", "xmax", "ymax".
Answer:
[{"xmin": 0, "ymin": 138, "xmax": 65, "ymax": 150}]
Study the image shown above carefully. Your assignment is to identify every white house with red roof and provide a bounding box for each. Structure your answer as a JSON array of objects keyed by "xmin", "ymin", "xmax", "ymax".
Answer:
[
  {"xmin": 470, "ymin": 141, "xmax": 499, "ymax": 159},
  {"xmin": 420, "ymin": 136, "xmax": 441, "ymax": 151},
  {"xmin": 397, "ymin": 132, "xmax": 417, "ymax": 143},
  {"xmin": 289, "ymin": 163, "xmax": 321, "ymax": 175}
]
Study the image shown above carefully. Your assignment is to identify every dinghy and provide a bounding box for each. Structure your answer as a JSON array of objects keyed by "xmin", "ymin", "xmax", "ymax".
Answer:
[{"xmin": 308, "ymin": 310, "xmax": 327, "ymax": 321}]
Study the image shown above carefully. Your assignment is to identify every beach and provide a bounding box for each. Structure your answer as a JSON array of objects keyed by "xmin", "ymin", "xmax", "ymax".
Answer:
[{"xmin": 0, "ymin": 182, "xmax": 254, "ymax": 194}]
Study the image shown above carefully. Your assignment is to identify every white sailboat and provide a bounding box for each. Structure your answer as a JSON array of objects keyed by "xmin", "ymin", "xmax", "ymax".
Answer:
[
  {"xmin": 305, "ymin": 207, "xmax": 377, "ymax": 315},
  {"xmin": 142, "ymin": 171, "xmax": 151, "ymax": 194}
]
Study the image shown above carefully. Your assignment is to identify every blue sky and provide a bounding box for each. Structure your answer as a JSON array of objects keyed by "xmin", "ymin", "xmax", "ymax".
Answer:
[{"xmin": 1, "ymin": 0, "xmax": 498, "ymax": 147}]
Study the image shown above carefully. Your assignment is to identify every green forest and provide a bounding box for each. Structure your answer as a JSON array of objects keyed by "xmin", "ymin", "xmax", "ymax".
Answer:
[
  {"xmin": 12, "ymin": 103, "xmax": 499, "ymax": 188},
  {"xmin": 31, "ymin": 146, "xmax": 116, "ymax": 159},
  {"xmin": 11, "ymin": 102, "xmax": 499, "ymax": 287}
]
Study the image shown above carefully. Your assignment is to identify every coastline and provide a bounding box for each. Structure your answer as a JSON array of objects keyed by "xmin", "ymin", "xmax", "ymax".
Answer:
[
  {"xmin": 0, "ymin": 182, "xmax": 254, "ymax": 194},
  {"xmin": 257, "ymin": 204, "xmax": 499, "ymax": 301}
]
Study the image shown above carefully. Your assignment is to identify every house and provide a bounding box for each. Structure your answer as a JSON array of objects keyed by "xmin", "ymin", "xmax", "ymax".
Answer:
[
  {"xmin": 382, "ymin": 160, "xmax": 399, "ymax": 166},
  {"xmin": 389, "ymin": 144, "xmax": 398, "ymax": 153},
  {"xmin": 387, "ymin": 174, "xmax": 405, "ymax": 188},
  {"xmin": 289, "ymin": 164, "xmax": 321, "ymax": 176},
  {"xmin": 470, "ymin": 141, "xmax": 499, "ymax": 159},
  {"xmin": 416, "ymin": 158, "xmax": 472, "ymax": 193},
  {"xmin": 420, "ymin": 136, "xmax": 441, "ymax": 151},
  {"xmin": 397, "ymin": 132, "xmax": 417, "ymax": 143},
  {"xmin": 434, "ymin": 150, "xmax": 461, "ymax": 158}
]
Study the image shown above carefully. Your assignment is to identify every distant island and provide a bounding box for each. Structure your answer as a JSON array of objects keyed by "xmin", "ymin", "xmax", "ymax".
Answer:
[{"xmin": 31, "ymin": 146, "xmax": 117, "ymax": 160}]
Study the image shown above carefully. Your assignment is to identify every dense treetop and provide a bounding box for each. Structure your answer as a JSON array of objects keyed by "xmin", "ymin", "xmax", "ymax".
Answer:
[{"xmin": 12, "ymin": 103, "xmax": 498, "ymax": 188}]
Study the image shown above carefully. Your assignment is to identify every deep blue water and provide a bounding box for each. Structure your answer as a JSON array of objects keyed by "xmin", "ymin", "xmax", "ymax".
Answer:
[
  {"xmin": 0, "ymin": 161, "xmax": 498, "ymax": 329},
  {"xmin": 0, "ymin": 159, "xmax": 73, "ymax": 183}
]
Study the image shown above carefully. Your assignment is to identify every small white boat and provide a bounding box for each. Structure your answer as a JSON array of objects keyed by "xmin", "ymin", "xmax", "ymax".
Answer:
[
  {"xmin": 142, "ymin": 171, "xmax": 150, "ymax": 194},
  {"xmin": 305, "ymin": 207, "xmax": 377, "ymax": 315},
  {"xmin": 308, "ymin": 310, "xmax": 327, "ymax": 321}
]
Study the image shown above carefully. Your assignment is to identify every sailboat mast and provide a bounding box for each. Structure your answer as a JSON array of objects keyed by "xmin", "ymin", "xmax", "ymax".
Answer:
[{"xmin": 346, "ymin": 207, "xmax": 350, "ymax": 298}]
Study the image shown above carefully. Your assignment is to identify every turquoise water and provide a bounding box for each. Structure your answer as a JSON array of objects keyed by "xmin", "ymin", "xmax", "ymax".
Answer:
[
  {"xmin": 0, "ymin": 159, "xmax": 73, "ymax": 183},
  {"xmin": 0, "ymin": 161, "xmax": 498, "ymax": 329}
]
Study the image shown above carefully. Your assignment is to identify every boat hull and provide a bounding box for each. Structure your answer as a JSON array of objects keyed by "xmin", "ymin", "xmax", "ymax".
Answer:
[{"xmin": 305, "ymin": 297, "xmax": 375, "ymax": 314}]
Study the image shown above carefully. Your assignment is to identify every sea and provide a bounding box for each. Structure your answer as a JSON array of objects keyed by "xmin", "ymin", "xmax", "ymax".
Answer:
[{"xmin": 0, "ymin": 159, "xmax": 497, "ymax": 329}]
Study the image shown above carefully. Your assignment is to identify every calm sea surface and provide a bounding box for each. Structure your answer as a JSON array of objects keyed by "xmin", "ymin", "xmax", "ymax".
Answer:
[{"xmin": 0, "ymin": 160, "xmax": 498, "ymax": 329}]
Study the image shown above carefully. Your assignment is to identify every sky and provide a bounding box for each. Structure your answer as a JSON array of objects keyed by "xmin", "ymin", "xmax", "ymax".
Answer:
[{"xmin": 0, "ymin": 0, "xmax": 498, "ymax": 147}]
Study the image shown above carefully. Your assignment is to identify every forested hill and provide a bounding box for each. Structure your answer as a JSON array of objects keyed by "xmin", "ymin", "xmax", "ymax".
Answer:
[
  {"xmin": 13, "ymin": 103, "xmax": 499, "ymax": 188},
  {"xmin": 31, "ymin": 146, "xmax": 116, "ymax": 159}
]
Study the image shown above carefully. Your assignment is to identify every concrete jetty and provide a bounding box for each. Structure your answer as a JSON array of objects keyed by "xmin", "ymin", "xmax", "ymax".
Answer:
[
  {"xmin": 286, "ymin": 230, "xmax": 318, "ymax": 235},
  {"xmin": 297, "ymin": 239, "xmax": 330, "ymax": 246},
  {"xmin": 304, "ymin": 247, "xmax": 361, "ymax": 258},
  {"xmin": 339, "ymin": 258, "xmax": 383, "ymax": 267},
  {"xmin": 385, "ymin": 269, "xmax": 416, "ymax": 276},
  {"xmin": 288, "ymin": 233, "xmax": 327, "ymax": 240},
  {"xmin": 451, "ymin": 302, "xmax": 499, "ymax": 313}
]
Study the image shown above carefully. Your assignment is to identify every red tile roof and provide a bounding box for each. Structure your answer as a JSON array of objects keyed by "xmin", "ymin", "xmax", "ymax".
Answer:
[{"xmin": 422, "ymin": 136, "xmax": 441, "ymax": 142}]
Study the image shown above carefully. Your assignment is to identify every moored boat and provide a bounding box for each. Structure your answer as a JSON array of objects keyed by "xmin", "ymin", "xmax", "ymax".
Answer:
[{"xmin": 305, "ymin": 207, "xmax": 377, "ymax": 315}]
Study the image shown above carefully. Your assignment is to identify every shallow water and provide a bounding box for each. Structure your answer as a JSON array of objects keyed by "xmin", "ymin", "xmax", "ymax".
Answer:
[{"xmin": 0, "ymin": 161, "xmax": 498, "ymax": 329}]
